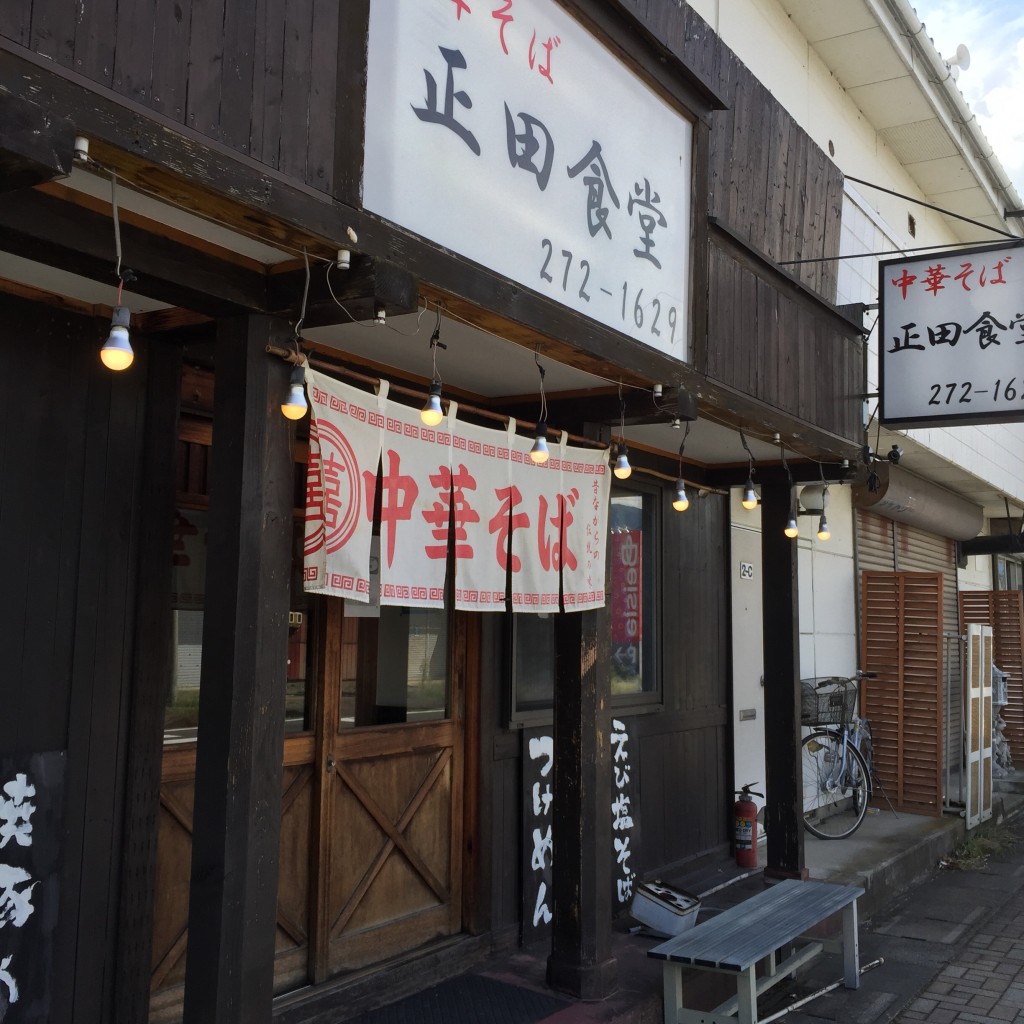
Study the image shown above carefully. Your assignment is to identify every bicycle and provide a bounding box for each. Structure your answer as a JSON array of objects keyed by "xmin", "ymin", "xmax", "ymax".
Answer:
[{"xmin": 800, "ymin": 674, "xmax": 875, "ymax": 840}]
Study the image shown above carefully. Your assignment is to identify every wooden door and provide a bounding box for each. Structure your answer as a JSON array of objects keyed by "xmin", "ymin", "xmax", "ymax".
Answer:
[
  {"xmin": 960, "ymin": 590, "xmax": 1024, "ymax": 762},
  {"xmin": 313, "ymin": 600, "xmax": 465, "ymax": 980}
]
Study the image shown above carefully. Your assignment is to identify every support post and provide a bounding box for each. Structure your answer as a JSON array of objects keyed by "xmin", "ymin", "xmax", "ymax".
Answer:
[
  {"xmin": 183, "ymin": 315, "xmax": 294, "ymax": 1024},
  {"xmin": 760, "ymin": 478, "xmax": 806, "ymax": 878},
  {"xmin": 546, "ymin": 608, "xmax": 618, "ymax": 999}
]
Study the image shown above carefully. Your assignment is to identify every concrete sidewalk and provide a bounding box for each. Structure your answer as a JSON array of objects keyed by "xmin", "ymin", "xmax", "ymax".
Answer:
[{"xmin": 472, "ymin": 774, "xmax": 1024, "ymax": 1024}]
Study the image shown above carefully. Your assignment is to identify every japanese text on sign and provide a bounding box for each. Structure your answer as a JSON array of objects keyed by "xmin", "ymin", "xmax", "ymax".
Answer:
[
  {"xmin": 524, "ymin": 732, "xmax": 554, "ymax": 936},
  {"xmin": 303, "ymin": 367, "xmax": 610, "ymax": 612},
  {"xmin": 365, "ymin": 0, "xmax": 692, "ymax": 359},
  {"xmin": 879, "ymin": 243, "xmax": 1024, "ymax": 427},
  {"xmin": 611, "ymin": 719, "xmax": 637, "ymax": 905}
]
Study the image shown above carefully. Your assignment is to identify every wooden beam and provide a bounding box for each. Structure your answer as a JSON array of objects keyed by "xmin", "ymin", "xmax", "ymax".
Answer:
[
  {"xmin": 267, "ymin": 254, "xmax": 419, "ymax": 327},
  {"xmin": 0, "ymin": 91, "xmax": 75, "ymax": 192},
  {"xmin": 547, "ymin": 607, "xmax": 617, "ymax": 1000},
  {"xmin": 0, "ymin": 188, "xmax": 264, "ymax": 314},
  {"xmin": 760, "ymin": 477, "xmax": 806, "ymax": 879},
  {"xmin": 115, "ymin": 338, "xmax": 181, "ymax": 1021},
  {"xmin": 183, "ymin": 315, "xmax": 294, "ymax": 1024}
]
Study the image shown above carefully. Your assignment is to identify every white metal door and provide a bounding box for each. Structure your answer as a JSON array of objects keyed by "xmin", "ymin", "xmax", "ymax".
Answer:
[{"xmin": 964, "ymin": 623, "xmax": 993, "ymax": 829}]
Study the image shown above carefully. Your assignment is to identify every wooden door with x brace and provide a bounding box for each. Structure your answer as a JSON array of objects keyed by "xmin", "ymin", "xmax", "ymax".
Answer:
[{"xmin": 311, "ymin": 598, "xmax": 467, "ymax": 980}]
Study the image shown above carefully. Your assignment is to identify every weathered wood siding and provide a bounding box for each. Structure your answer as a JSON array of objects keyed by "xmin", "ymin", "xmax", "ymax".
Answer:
[
  {"xmin": 480, "ymin": 484, "xmax": 731, "ymax": 936},
  {"xmin": 630, "ymin": 488, "xmax": 731, "ymax": 871},
  {"xmin": 0, "ymin": 0, "xmax": 341, "ymax": 193},
  {"xmin": 0, "ymin": 294, "xmax": 153, "ymax": 1024},
  {"xmin": 612, "ymin": 0, "xmax": 861, "ymax": 446}
]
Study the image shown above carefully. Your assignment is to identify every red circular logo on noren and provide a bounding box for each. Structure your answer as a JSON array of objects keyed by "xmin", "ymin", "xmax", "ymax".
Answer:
[{"xmin": 306, "ymin": 419, "xmax": 362, "ymax": 556}]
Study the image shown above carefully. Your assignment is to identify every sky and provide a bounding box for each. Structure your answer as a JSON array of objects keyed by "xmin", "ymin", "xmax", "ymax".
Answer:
[{"xmin": 910, "ymin": 0, "xmax": 1024, "ymax": 203}]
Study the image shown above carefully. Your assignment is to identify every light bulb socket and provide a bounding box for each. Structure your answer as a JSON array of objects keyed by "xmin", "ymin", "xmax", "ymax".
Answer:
[
  {"xmin": 673, "ymin": 478, "xmax": 689, "ymax": 512},
  {"xmin": 741, "ymin": 476, "xmax": 758, "ymax": 509},
  {"xmin": 612, "ymin": 443, "xmax": 632, "ymax": 480},
  {"xmin": 100, "ymin": 306, "xmax": 134, "ymax": 370},
  {"xmin": 281, "ymin": 365, "xmax": 308, "ymax": 420},
  {"xmin": 374, "ymin": 306, "xmax": 386, "ymax": 325},
  {"xmin": 420, "ymin": 380, "xmax": 444, "ymax": 426},
  {"xmin": 817, "ymin": 513, "xmax": 830, "ymax": 541},
  {"xmin": 336, "ymin": 248, "xmax": 351, "ymax": 271},
  {"xmin": 530, "ymin": 422, "xmax": 550, "ymax": 464}
]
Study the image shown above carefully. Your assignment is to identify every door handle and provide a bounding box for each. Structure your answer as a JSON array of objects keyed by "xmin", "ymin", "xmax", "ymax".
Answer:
[{"xmin": 326, "ymin": 754, "xmax": 336, "ymax": 774}]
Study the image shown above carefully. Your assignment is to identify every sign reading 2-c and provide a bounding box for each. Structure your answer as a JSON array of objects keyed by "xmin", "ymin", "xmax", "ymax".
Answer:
[{"xmin": 739, "ymin": 562, "xmax": 754, "ymax": 581}]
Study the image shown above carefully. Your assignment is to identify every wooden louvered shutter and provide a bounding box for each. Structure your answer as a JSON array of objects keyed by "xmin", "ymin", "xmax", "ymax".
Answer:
[
  {"xmin": 960, "ymin": 590, "xmax": 1024, "ymax": 762},
  {"xmin": 964, "ymin": 624, "xmax": 994, "ymax": 828},
  {"xmin": 861, "ymin": 571, "xmax": 944, "ymax": 815}
]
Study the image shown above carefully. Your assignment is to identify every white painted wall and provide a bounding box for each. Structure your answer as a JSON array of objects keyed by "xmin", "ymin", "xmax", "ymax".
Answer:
[
  {"xmin": 730, "ymin": 487, "xmax": 858, "ymax": 815},
  {"xmin": 693, "ymin": 0, "xmax": 1024, "ymax": 505}
]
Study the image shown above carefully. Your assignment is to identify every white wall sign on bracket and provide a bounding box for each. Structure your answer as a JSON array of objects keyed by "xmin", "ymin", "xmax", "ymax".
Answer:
[{"xmin": 364, "ymin": 0, "xmax": 693, "ymax": 361}]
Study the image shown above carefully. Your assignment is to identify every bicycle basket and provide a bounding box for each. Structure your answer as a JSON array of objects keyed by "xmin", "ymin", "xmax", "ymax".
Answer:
[{"xmin": 800, "ymin": 677, "xmax": 856, "ymax": 726}]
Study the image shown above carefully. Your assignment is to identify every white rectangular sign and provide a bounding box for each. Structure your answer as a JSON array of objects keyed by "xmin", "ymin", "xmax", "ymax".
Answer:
[
  {"xmin": 364, "ymin": 0, "xmax": 692, "ymax": 359},
  {"xmin": 879, "ymin": 243, "xmax": 1024, "ymax": 427}
]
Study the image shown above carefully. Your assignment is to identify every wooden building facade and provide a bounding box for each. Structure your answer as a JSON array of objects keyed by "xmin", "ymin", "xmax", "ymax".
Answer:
[{"xmin": 0, "ymin": 1, "xmax": 864, "ymax": 1022}]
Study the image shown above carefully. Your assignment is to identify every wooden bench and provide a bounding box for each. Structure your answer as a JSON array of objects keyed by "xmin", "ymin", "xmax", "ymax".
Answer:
[{"xmin": 647, "ymin": 878, "xmax": 864, "ymax": 1024}]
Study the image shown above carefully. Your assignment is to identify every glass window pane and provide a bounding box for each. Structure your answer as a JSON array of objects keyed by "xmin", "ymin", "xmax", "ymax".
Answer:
[
  {"xmin": 514, "ymin": 613, "xmax": 556, "ymax": 712},
  {"xmin": 338, "ymin": 604, "xmax": 450, "ymax": 730},
  {"xmin": 609, "ymin": 492, "xmax": 656, "ymax": 696}
]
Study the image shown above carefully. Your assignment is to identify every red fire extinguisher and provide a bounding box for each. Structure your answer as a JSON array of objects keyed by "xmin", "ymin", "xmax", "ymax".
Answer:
[{"xmin": 734, "ymin": 784, "xmax": 764, "ymax": 868}]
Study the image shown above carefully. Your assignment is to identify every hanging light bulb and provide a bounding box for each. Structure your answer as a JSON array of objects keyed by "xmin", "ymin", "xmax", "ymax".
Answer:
[
  {"xmin": 421, "ymin": 379, "xmax": 444, "ymax": 426},
  {"xmin": 784, "ymin": 515, "xmax": 799, "ymax": 538},
  {"xmin": 530, "ymin": 421, "xmax": 550, "ymax": 464},
  {"xmin": 529, "ymin": 347, "xmax": 550, "ymax": 464},
  {"xmin": 100, "ymin": 305, "xmax": 134, "ymax": 371},
  {"xmin": 672, "ymin": 423, "xmax": 691, "ymax": 511},
  {"xmin": 780, "ymin": 438, "xmax": 797, "ymax": 537},
  {"xmin": 673, "ymin": 478, "xmax": 689, "ymax": 512},
  {"xmin": 281, "ymin": 364, "xmax": 308, "ymax": 420},
  {"xmin": 741, "ymin": 476, "xmax": 758, "ymax": 510},
  {"xmin": 739, "ymin": 430, "xmax": 758, "ymax": 508},
  {"xmin": 612, "ymin": 443, "xmax": 632, "ymax": 479},
  {"xmin": 421, "ymin": 307, "xmax": 446, "ymax": 426},
  {"xmin": 817, "ymin": 512, "xmax": 831, "ymax": 541}
]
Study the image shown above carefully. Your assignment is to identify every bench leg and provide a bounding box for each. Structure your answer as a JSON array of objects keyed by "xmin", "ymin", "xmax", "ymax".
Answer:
[
  {"xmin": 663, "ymin": 964, "xmax": 682, "ymax": 1024},
  {"xmin": 737, "ymin": 966, "xmax": 758, "ymax": 1024},
  {"xmin": 842, "ymin": 899, "xmax": 860, "ymax": 989}
]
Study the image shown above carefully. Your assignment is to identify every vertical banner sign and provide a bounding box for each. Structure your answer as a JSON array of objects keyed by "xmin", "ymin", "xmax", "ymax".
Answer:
[
  {"xmin": 364, "ymin": 0, "xmax": 693, "ymax": 361},
  {"xmin": 561, "ymin": 444, "xmax": 610, "ymax": 612},
  {"xmin": 0, "ymin": 751, "xmax": 65, "ymax": 1022},
  {"xmin": 880, "ymin": 242, "xmax": 1024, "ymax": 428},
  {"xmin": 610, "ymin": 719, "xmax": 638, "ymax": 907},
  {"xmin": 522, "ymin": 728, "xmax": 554, "ymax": 943},
  {"xmin": 304, "ymin": 369, "xmax": 384, "ymax": 602},
  {"xmin": 611, "ymin": 529, "xmax": 642, "ymax": 677},
  {"xmin": 376, "ymin": 399, "xmax": 453, "ymax": 609},
  {"xmin": 452, "ymin": 418, "xmax": 513, "ymax": 612},
  {"xmin": 509, "ymin": 434, "xmax": 563, "ymax": 611}
]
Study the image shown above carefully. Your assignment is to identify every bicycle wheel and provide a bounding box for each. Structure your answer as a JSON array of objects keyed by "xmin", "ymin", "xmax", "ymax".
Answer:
[{"xmin": 801, "ymin": 731, "xmax": 869, "ymax": 839}]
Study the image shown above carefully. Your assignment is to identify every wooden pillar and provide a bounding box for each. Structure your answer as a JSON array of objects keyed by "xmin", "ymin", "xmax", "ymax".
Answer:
[
  {"xmin": 115, "ymin": 337, "xmax": 181, "ymax": 1021},
  {"xmin": 546, "ymin": 608, "xmax": 617, "ymax": 999},
  {"xmin": 183, "ymin": 316, "xmax": 294, "ymax": 1024},
  {"xmin": 760, "ymin": 477, "xmax": 806, "ymax": 878}
]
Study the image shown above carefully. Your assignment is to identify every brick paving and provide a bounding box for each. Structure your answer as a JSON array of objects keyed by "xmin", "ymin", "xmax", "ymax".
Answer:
[
  {"xmin": 896, "ymin": 884, "xmax": 1024, "ymax": 1022},
  {"xmin": 755, "ymin": 827, "xmax": 1024, "ymax": 1024}
]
